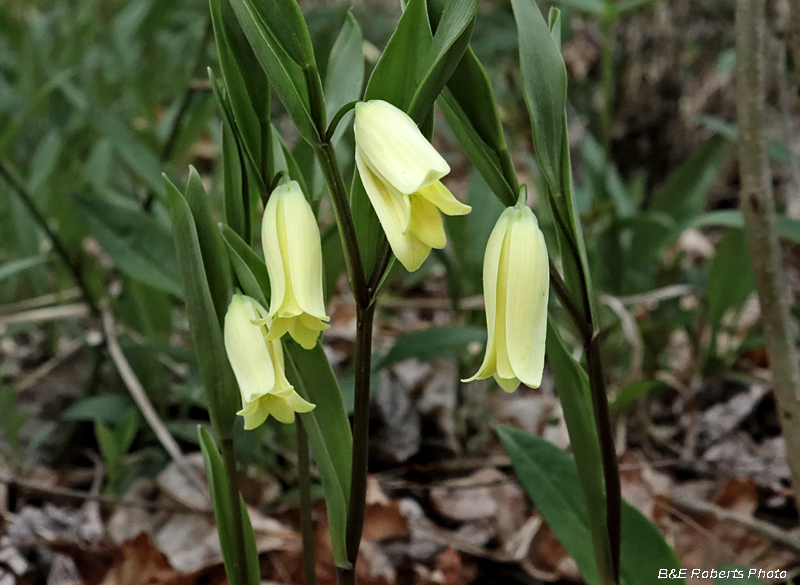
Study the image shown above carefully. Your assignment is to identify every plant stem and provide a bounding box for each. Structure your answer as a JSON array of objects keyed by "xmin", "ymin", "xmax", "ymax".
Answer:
[
  {"xmin": 315, "ymin": 143, "xmax": 369, "ymax": 310},
  {"xmin": 585, "ymin": 335, "xmax": 620, "ymax": 584},
  {"xmin": 220, "ymin": 438, "xmax": 250, "ymax": 585},
  {"xmin": 297, "ymin": 419, "xmax": 317, "ymax": 585},
  {"xmin": 549, "ymin": 261, "xmax": 620, "ymax": 583},
  {"xmin": 344, "ymin": 303, "xmax": 376, "ymax": 574},
  {"xmin": 0, "ymin": 160, "xmax": 100, "ymax": 318},
  {"xmin": 735, "ymin": 0, "xmax": 800, "ymax": 496}
]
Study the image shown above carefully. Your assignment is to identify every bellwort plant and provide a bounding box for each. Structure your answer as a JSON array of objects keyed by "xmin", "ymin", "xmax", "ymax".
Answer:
[{"xmin": 159, "ymin": 0, "xmax": 671, "ymax": 584}]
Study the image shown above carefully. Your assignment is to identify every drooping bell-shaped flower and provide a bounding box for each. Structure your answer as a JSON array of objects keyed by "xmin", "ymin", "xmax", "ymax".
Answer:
[
  {"xmin": 224, "ymin": 294, "xmax": 315, "ymax": 429},
  {"xmin": 260, "ymin": 180, "xmax": 330, "ymax": 350},
  {"xmin": 354, "ymin": 99, "xmax": 471, "ymax": 272},
  {"xmin": 463, "ymin": 202, "xmax": 549, "ymax": 392}
]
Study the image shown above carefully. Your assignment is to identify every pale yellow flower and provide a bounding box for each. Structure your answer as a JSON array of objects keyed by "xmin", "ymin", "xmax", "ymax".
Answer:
[
  {"xmin": 463, "ymin": 203, "xmax": 549, "ymax": 392},
  {"xmin": 224, "ymin": 294, "xmax": 315, "ymax": 429},
  {"xmin": 261, "ymin": 181, "xmax": 330, "ymax": 350},
  {"xmin": 354, "ymin": 99, "xmax": 471, "ymax": 272}
]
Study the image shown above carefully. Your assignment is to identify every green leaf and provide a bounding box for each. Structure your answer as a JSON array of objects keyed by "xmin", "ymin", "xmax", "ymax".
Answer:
[
  {"xmin": 0, "ymin": 386, "xmax": 26, "ymax": 450},
  {"xmin": 282, "ymin": 340, "xmax": 352, "ymax": 568},
  {"xmin": 63, "ymin": 395, "xmax": 136, "ymax": 424},
  {"xmin": 324, "ymin": 10, "xmax": 364, "ymax": 132},
  {"xmin": 114, "ymin": 409, "xmax": 140, "ymax": 455},
  {"xmin": 707, "ymin": 228, "xmax": 755, "ymax": 332},
  {"xmin": 697, "ymin": 115, "xmax": 789, "ymax": 164},
  {"xmin": 511, "ymin": 0, "xmax": 568, "ymax": 195},
  {"xmin": 407, "ymin": 0, "xmax": 479, "ymax": 122},
  {"xmin": 70, "ymin": 191, "xmax": 182, "ymax": 296},
  {"xmin": 321, "ymin": 223, "xmax": 345, "ymax": 305},
  {"xmin": 210, "ymin": 0, "xmax": 270, "ymax": 182},
  {"xmin": 95, "ymin": 422, "xmax": 120, "ymax": 475},
  {"xmin": 439, "ymin": 48, "xmax": 517, "ymax": 205},
  {"xmin": 687, "ymin": 210, "xmax": 800, "ymax": 244},
  {"xmin": 545, "ymin": 320, "xmax": 612, "ymax": 585},
  {"xmin": 229, "ymin": 0, "xmax": 322, "ymax": 145},
  {"xmin": 0, "ymin": 255, "xmax": 48, "ymax": 281},
  {"xmin": 166, "ymin": 176, "xmax": 238, "ymax": 437},
  {"xmin": 378, "ymin": 325, "xmax": 487, "ymax": 369},
  {"xmin": 649, "ymin": 136, "xmax": 730, "ymax": 221},
  {"xmin": 184, "ymin": 167, "xmax": 233, "ymax": 327},
  {"xmin": 198, "ymin": 426, "xmax": 260, "ymax": 585},
  {"xmin": 222, "ymin": 121, "xmax": 247, "ymax": 240},
  {"xmin": 59, "ymin": 85, "xmax": 166, "ymax": 200},
  {"xmin": 28, "ymin": 130, "xmax": 63, "ymax": 193},
  {"xmin": 498, "ymin": 426, "xmax": 683, "ymax": 585},
  {"xmin": 219, "ymin": 224, "xmax": 271, "ymax": 308},
  {"xmin": 609, "ymin": 380, "xmax": 662, "ymax": 415},
  {"xmin": 364, "ymin": 0, "xmax": 432, "ymax": 110}
]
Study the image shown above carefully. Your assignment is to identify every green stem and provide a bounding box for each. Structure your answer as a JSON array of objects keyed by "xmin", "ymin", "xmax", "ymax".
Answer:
[
  {"xmin": 297, "ymin": 419, "xmax": 317, "ymax": 585},
  {"xmin": 220, "ymin": 438, "xmax": 250, "ymax": 585},
  {"xmin": 586, "ymin": 335, "xmax": 621, "ymax": 584},
  {"xmin": 549, "ymin": 260, "xmax": 620, "ymax": 584},
  {"xmin": 315, "ymin": 143, "xmax": 369, "ymax": 309},
  {"xmin": 344, "ymin": 303, "xmax": 376, "ymax": 570},
  {"xmin": 0, "ymin": 160, "xmax": 100, "ymax": 318},
  {"xmin": 336, "ymin": 568, "xmax": 356, "ymax": 585}
]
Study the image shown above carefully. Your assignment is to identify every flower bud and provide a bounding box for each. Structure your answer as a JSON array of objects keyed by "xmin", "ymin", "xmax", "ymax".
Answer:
[
  {"xmin": 224, "ymin": 294, "xmax": 315, "ymax": 429},
  {"xmin": 354, "ymin": 100, "xmax": 471, "ymax": 272},
  {"xmin": 463, "ymin": 203, "xmax": 549, "ymax": 392},
  {"xmin": 261, "ymin": 181, "xmax": 330, "ymax": 350}
]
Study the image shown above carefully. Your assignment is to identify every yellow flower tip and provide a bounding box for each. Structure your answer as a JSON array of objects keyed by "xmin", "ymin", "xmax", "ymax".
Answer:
[
  {"xmin": 354, "ymin": 100, "xmax": 470, "ymax": 272},
  {"xmin": 224, "ymin": 293, "xmax": 316, "ymax": 430},
  {"xmin": 465, "ymin": 205, "xmax": 549, "ymax": 393},
  {"xmin": 262, "ymin": 180, "xmax": 329, "ymax": 349},
  {"xmin": 495, "ymin": 375, "xmax": 521, "ymax": 393}
]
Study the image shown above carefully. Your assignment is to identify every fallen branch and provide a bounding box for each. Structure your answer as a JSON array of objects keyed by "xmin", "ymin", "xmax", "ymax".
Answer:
[
  {"xmin": 670, "ymin": 493, "xmax": 800, "ymax": 557},
  {"xmin": 100, "ymin": 304, "xmax": 207, "ymax": 494}
]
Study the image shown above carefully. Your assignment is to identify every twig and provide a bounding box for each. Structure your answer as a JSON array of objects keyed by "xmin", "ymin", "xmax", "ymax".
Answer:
[
  {"xmin": 17, "ymin": 338, "xmax": 84, "ymax": 392},
  {"xmin": 670, "ymin": 494, "xmax": 800, "ymax": 556},
  {"xmin": 0, "ymin": 473, "xmax": 212, "ymax": 514},
  {"xmin": 736, "ymin": 0, "xmax": 800, "ymax": 494},
  {"xmin": 0, "ymin": 161, "xmax": 100, "ymax": 317},
  {"xmin": 100, "ymin": 304, "xmax": 207, "ymax": 493},
  {"xmin": 614, "ymin": 284, "xmax": 694, "ymax": 307},
  {"xmin": 0, "ymin": 288, "xmax": 81, "ymax": 315},
  {"xmin": 0, "ymin": 304, "xmax": 90, "ymax": 326},
  {"xmin": 600, "ymin": 294, "xmax": 643, "ymax": 383}
]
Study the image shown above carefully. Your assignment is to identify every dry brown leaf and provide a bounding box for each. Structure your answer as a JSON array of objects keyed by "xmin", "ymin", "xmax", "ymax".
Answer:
[
  {"xmin": 98, "ymin": 533, "xmax": 197, "ymax": 585},
  {"xmin": 363, "ymin": 478, "xmax": 409, "ymax": 541}
]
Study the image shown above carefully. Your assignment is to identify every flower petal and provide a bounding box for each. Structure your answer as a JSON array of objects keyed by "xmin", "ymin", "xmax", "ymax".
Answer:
[
  {"xmin": 505, "ymin": 207, "xmax": 548, "ymax": 389},
  {"xmin": 356, "ymin": 147, "xmax": 431, "ymax": 271},
  {"xmin": 417, "ymin": 181, "xmax": 471, "ymax": 216},
  {"xmin": 408, "ymin": 195, "xmax": 446, "ymax": 249},
  {"xmin": 462, "ymin": 208, "xmax": 515, "ymax": 382},
  {"xmin": 262, "ymin": 190, "xmax": 286, "ymax": 320},
  {"xmin": 494, "ymin": 374, "xmax": 521, "ymax": 393},
  {"xmin": 278, "ymin": 182, "xmax": 329, "ymax": 321},
  {"xmin": 354, "ymin": 100, "xmax": 449, "ymax": 194},
  {"xmin": 493, "ymin": 212, "xmax": 516, "ymax": 382},
  {"xmin": 224, "ymin": 294, "xmax": 275, "ymax": 403}
]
